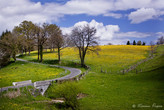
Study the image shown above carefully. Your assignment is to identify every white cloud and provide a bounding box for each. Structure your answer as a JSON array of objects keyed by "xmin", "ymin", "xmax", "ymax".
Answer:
[
  {"xmin": 0, "ymin": 0, "xmax": 164, "ymax": 34},
  {"xmin": 115, "ymin": 31, "xmax": 151, "ymax": 38},
  {"xmin": 128, "ymin": 8, "xmax": 163, "ymax": 24},
  {"xmin": 61, "ymin": 19, "xmax": 120, "ymax": 42},
  {"xmin": 104, "ymin": 13, "xmax": 122, "ymax": 19},
  {"xmin": 156, "ymin": 32, "xmax": 164, "ymax": 38},
  {"xmin": 61, "ymin": 19, "xmax": 152, "ymax": 45}
]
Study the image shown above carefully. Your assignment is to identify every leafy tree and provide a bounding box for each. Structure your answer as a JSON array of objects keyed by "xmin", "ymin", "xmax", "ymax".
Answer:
[
  {"xmin": 133, "ymin": 40, "xmax": 136, "ymax": 45},
  {"xmin": 34, "ymin": 23, "xmax": 49, "ymax": 62},
  {"xmin": 137, "ymin": 40, "xmax": 142, "ymax": 45},
  {"xmin": 70, "ymin": 25, "xmax": 100, "ymax": 67},
  {"xmin": 142, "ymin": 42, "xmax": 146, "ymax": 45},
  {"xmin": 13, "ymin": 21, "xmax": 36, "ymax": 55},
  {"xmin": 0, "ymin": 30, "xmax": 11, "ymax": 40},
  {"xmin": 127, "ymin": 41, "xmax": 130, "ymax": 45},
  {"xmin": 0, "ymin": 33, "xmax": 18, "ymax": 61},
  {"xmin": 0, "ymin": 44, "xmax": 11, "ymax": 67},
  {"xmin": 46, "ymin": 24, "xmax": 66, "ymax": 61}
]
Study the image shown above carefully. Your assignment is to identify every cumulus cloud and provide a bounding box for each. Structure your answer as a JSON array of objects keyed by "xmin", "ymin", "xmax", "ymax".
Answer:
[
  {"xmin": 115, "ymin": 31, "xmax": 151, "ymax": 38},
  {"xmin": 61, "ymin": 19, "xmax": 119, "ymax": 41},
  {"xmin": 128, "ymin": 8, "xmax": 162, "ymax": 24},
  {"xmin": 61, "ymin": 19, "xmax": 152, "ymax": 45},
  {"xmin": 156, "ymin": 32, "xmax": 164, "ymax": 38},
  {"xmin": 0, "ymin": 0, "xmax": 164, "ymax": 34}
]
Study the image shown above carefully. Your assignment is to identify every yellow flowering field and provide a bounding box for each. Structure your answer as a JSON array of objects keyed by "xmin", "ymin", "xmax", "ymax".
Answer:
[{"xmin": 29, "ymin": 45, "xmax": 150, "ymax": 73}]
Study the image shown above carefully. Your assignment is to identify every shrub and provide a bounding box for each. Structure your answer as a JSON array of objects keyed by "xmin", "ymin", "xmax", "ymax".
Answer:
[
  {"xmin": 0, "ymin": 46, "xmax": 11, "ymax": 67},
  {"xmin": 47, "ymin": 81, "xmax": 81, "ymax": 110}
]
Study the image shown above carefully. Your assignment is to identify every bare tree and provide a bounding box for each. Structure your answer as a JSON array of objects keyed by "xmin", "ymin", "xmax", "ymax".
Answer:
[
  {"xmin": 157, "ymin": 36, "xmax": 164, "ymax": 45},
  {"xmin": 70, "ymin": 25, "xmax": 100, "ymax": 67}
]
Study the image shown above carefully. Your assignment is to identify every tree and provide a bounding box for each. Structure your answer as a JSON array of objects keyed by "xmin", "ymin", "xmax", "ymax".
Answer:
[
  {"xmin": 0, "ymin": 32, "xmax": 18, "ymax": 61},
  {"xmin": 137, "ymin": 40, "xmax": 142, "ymax": 45},
  {"xmin": 70, "ymin": 25, "xmax": 100, "ymax": 67},
  {"xmin": 46, "ymin": 24, "xmax": 65, "ymax": 62},
  {"xmin": 47, "ymin": 24, "xmax": 69, "ymax": 61},
  {"xmin": 0, "ymin": 30, "xmax": 11, "ymax": 40},
  {"xmin": 157, "ymin": 36, "xmax": 164, "ymax": 45},
  {"xmin": 13, "ymin": 21, "xmax": 36, "ymax": 55},
  {"xmin": 133, "ymin": 40, "xmax": 136, "ymax": 45},
  {"xmin": 127, "ymin": 41, "xmax": 130, "ymax": 45},
  {"xmin": 107, "ymin": 43, "xmax": 112, "ymax": 45},
  {"xmin": 142, "ymin": 42, "xmax": 146, "ymax": 45},
  {"xmin": 0, "ymin": 44, "xmax": 11, "ymax": 67},
  {"xmin": 34, "ymin": 23, "xmax": 49, "ymax": 62}
]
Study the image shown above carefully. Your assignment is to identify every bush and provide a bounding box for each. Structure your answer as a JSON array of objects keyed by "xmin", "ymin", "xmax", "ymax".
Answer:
[
  {"xmin": 47, "ymin": 81, "xmax": 81, "ymax": 110},
  {"xmin": 0, "ymin": 47, "xmax": 11, "ymax": 67}
]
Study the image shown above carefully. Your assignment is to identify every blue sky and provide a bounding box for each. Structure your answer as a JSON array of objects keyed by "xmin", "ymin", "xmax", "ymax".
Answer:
[{"xmin": 0, "ymin": 0, "xmax": 164, "ymax": 45}]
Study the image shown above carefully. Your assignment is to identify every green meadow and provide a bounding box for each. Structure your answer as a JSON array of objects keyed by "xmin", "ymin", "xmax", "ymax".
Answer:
[
  {"xmin": 0, "ymin": 61, "xmax": 68, "ymax": 87},
  {"xmin": 0, "ymin": 45, "xmax": 164, "ymax": 110}
]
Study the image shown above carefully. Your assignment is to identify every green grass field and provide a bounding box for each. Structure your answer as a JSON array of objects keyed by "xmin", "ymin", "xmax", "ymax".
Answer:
[
  {"xmin": 0, "ymin": 45, "xmax": 163, "ymax": 110},
  {"xmin": 76, "ymin": 45, "xmax": 164, "ymax": 110},
  {"xmin": 0, "ymin": 61, "xmax": 69, "ymax": 87}
]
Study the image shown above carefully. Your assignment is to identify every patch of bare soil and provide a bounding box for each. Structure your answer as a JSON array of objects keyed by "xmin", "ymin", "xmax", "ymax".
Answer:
[
  {"xmin": 3, "ymin": 89, "xmax": 21, "ymax": 99},
  {"xmin": 77, "ymin": 93, "xmax": 88, "ymax": 99}
]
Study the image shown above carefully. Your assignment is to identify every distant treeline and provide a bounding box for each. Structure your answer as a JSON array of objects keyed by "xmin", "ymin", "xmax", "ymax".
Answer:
[
  {"xmin": 126, "ymin": 40, "xmax": 146, "ymax": 45},
  {"xmin": 126, "ymin": 37, "xmax": 164, "ymax": 45}
]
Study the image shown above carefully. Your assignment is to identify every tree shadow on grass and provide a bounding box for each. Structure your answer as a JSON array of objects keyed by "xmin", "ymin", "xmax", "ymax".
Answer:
[{"xmin": 27, "ymin": 59, "xmax": 82, "ymax": 69}]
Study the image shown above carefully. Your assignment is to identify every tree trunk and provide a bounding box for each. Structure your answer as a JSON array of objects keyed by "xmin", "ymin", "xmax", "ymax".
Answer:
[
  {"xmin": 28, "ymin": 48, "xmax": 31, "ymax": 55},
  {"xmin": 58, "ymin": 47, "xmax": 60, "ymax": 61},
  {"xmin": 53, "ymin": 47, "xmax": 55, "ymax": 52},
  {"xmin": 12, "ymin": 51, "xmax": 16, "ymax": 62},
  {"xmin": 81, "ymin": 51, "xmax": 86, "ymax": 67},
  {"xmin": 21, "ymin": 48, "xmax": 23, "ymax": 55},
  {"xmin": 25, "ymin": 49, "xmax": 27, "ymax": 55},
  {"xmin": 37, "ymin": 45, "xmax": 40, "ymax": 61},
  {"xmin": 81, "ymin": 57, "xmax": 85, "ymax": 67},
  {"xmin": 40, "ymin": 45, "xmax": 43, "ymax": 62},
  {"xmin": 50, "ymin": 48, "xmax": 52, "ymax": 52}
]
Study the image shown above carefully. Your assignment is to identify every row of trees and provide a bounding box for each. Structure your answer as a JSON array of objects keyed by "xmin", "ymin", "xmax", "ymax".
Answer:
[
  {"xmin": 0, "ymin": 21, "xmax": 69, "ymax": 63},
  {"xmin": 0, "ymin": 21, "xmax": 99, "ymax": 67},
  {"xmin": 127, "ymin": 36, "xmax": 164, "ymax": 46},
  {"xmin": 127, "ymin": 40, "xmax": 146, "ymax": 45}
]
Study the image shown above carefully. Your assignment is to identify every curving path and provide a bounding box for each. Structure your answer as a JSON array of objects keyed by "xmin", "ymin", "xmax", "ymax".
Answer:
[
  {"xmin": 0, "ymin": 58, "xmax": 81, "ymax": 94},
  {"xmin": 16, "ymin": 58, "xmax": 81, "ymax": 81}
]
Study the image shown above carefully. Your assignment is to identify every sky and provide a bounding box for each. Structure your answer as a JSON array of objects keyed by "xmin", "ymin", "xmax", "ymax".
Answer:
[{"xmin": 0, "ymin": 0, "xmax": 164, "ymax": 45}]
